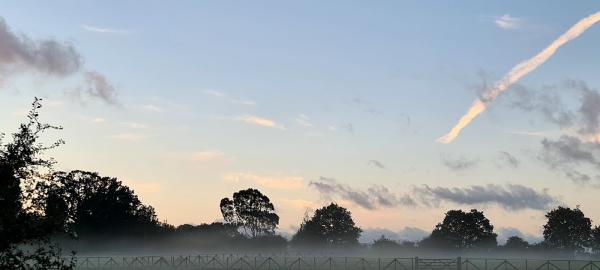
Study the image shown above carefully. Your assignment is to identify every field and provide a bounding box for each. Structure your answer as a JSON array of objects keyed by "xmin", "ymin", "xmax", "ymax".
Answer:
[{"xmin": 71, "ymin": 255, "xmax": 600, "ymax": 270}]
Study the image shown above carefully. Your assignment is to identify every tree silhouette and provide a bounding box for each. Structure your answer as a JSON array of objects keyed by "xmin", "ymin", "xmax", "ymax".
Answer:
[
  {"xmin": 372, "ymin": 235, "xmax": 401, "ymax": 250},
  {"xmin": 39, "ymin": 170, "xmax": 161, "ymax": 238},
  {"xmin": 220, "ymin": 188, "xmax": 279, "ymax": 238},
  {"xmin": 292, "ymin": 203, "xmax": 362, "ymax": 246},
  {"xmin": 503, "ymin": 236, "xmax": 529, "ymax": 250},
  {"xmin": 0, "ymin": 98, "xmax": 73, "ymax": 269},
  {"xmin": 422, "ymin": 209, "xmax": 497, "ymax": 249},
  {"xmin": 543, "ymin": 206, "xmax": 591, "ymax": 251},
  {"xmin": 591, "ymin": 226, "xmax": 600, "ymax": 251}
]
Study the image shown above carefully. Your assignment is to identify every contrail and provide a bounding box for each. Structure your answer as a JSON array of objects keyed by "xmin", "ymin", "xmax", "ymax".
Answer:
[{"xmin": 437, "ymin": 11, "xmax": 600, "ymax": 144}]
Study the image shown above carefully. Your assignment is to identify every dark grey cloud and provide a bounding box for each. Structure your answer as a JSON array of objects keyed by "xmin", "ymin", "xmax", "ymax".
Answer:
[
  {"xmin": 0, "ymin": 17, "xmax": 117, "ymax": 105},
  {"xmin": 0, "ymin": 18, "xmax": 81, "ymax": 78},
  {"xmin": 368, "ymin": 160, "xmax": 386, "ymax": 170},
  {"xmin": 442, "ymin": 155, "xmax": 478, "ymax": 171},
  {"xmin": 540, "ymin": 136, "xmax": 600, "ymax": 169},
  {"xmin": 503, "ymin": 79, "xmax": 600, "ymax": 187},
  {"xmin": 309, "ymin": 177, "xmax": 415, "ymax": 210},
  {"xmin": 81, "ymin": 71, "xmax": 119, "ymax": 105},
  {"xmin": 497, "ymin": 151, "xmax": 520, "ymax": 168},
  {"xmin": 505, "ymin": 83, "xmax": 574, "ymax": 128},
  {"xmin": 413, "ymin": 184, "xmax": 558, "ymax": 211}
]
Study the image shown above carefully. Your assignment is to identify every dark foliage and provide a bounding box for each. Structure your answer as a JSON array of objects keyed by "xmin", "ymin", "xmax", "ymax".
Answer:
[
  {"xmin": 0, "ymin": 98, "xmax": 73, "ymax": 269},
  {"xmin": 220, "ymin": 188, "xmax": 279, "ymax": 238},
  {"xmin": 421, "ymin": 209, "xmax": 497, "ymax": 250},
  {"xmin": 292, "ymin": 203, "xmax": 362, "ymax": 247},
  {"xmin": 503, "ymin": 236, "xmax": 530, "ymax": 250},
  {"xmin": 543, "ymin": 206, "xmax": 591, "ymax": 251},
  {"xmin": 37, "ymin": 170, "xmax": 162, "ymax": 239}
]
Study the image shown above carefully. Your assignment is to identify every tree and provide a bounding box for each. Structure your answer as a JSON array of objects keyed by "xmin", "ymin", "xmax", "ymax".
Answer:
[
  {"xmin": 0, "ymin": 98, "xmax": 73, "ymax": 269},
  {"xmin": 39, "ymin": 170, "xmax": 161, "ymax": 238},
  {"xmin": 504, "ymin": 236, "xmax": 529, "ymax": 250},
  {"xmin": 422, "ymin": 209, "xmax": 497, "ymax": 249},
  {"xmin": 591, "ymin": 226, "xmax": 600, "ymax": 251},
  {"xmin": 292, "ymin": 203, "xmax": 362, "ymax": 246},
  {"xmin": 543, "ymin": 206, "xmax": 591, "ymax": 251},
  {"xmin": 372, "ymin": 235, "xmax": 401, "ymax": 250},
  {"xmin": 220, "ymin": 188, "xmax": 279, "ymax": 238}
]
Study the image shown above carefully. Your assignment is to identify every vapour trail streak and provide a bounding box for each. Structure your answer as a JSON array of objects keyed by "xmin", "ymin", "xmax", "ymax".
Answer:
[{"xmin": 437, "ymin": 11, "xmax": 600, "ymax": 144}]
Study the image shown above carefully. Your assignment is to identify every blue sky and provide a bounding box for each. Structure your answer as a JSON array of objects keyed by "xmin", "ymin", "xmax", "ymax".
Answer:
[{"xmin": 1, "ymin": 1, "xmax": 600, "ymax": 242}]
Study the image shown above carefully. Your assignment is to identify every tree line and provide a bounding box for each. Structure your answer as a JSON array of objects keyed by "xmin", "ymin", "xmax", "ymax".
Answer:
[{"xmin": 2, "ymin": 100, "xmax": 600, "ymax": 268}]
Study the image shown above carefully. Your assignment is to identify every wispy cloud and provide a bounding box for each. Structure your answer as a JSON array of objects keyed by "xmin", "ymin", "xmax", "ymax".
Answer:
[
  {"xmin": 139, "ymin": 104, "xmax": 163, "ymax": 113},
  {"xmin": 368, "ymin": 160, "xmax": 387, "ymax": 170},
  {"xmin": 203, "ymin": 89, "xmax": 256, "ymax": 106},
  {"xmin": 295, "ymin": 114, "xmax": 313, "ymax": 127},
  {"xmin": 81, "ymin": 24, "xmax": 130, "ymax": 34},
  {"xmin": 494, "ymin": 14, "xmax": 522, "ymax": 30},
  {"xmin": 224, "ymin": 173, "xmax": 305, "ymax": 190},
  {"xmin": 498, "ymin": 151, "xmax": 520, "ymax": 168},
  {"xmin": 237, "ymin": 114, "xmax": 284, "ymax": 129},
  {"xmin": 442, "ymin": 155, "xmax": 478, "ymax": 171}
]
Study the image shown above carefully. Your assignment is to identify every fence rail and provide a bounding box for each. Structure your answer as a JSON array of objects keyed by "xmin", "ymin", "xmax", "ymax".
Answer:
[{"xmin": 69, "ymin": 256, "xmax": 600, "ymax": 270}]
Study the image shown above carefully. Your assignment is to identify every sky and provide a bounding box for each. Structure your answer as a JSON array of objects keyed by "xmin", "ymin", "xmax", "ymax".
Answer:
[{"xmin": 1, "ymin": 1, "xmax": 600, "ymax": 244}]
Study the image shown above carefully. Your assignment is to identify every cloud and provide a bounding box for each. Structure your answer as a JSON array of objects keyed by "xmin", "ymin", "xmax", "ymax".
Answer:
[
  {"xmin": 494, "ymin": 14, "xmax": 522, "ymax": 30},
  {"xmin": 507, "ymin": 80, "xmax": 600, "ymax": 187},
  {"xmin": 442, "ymin": 155, "xmax": 478, "ymax": 171},
  {"xmin": 224, "ymin": 173, "xmax": 304, "ymax": 190},
  {"xmin": 540, "ymin": 135, "xmax": 600, "ymax": 168},
  {"xmin": 438, "ymin": 12, "xmax": 600, "ymax": 143},
  {"xmin": 203, "ymin": 89, "xmax": 256, "ymax": 106},
  {"xmin": 295, "ymin": 114, "xmax": 313, "ymax": 127},
  {"xmin": 139, "ymin": 104, "xmax": 163, "ymax": 113},
  {"xmin": 81, "ymin": 24, "xmax": 130, "ymax": 34},
  {"xmin": 412, "ymin": 184, "xmax": 558, "ymax": 211},
  {"xmin": 498, "ymin": 151, "xmax": 520, "ymax": 168},
  {"xmin": 0, "ymin": 17, "xmax": 119, "ymax": 104},
  {"xmin": 237, "ymin": 114, "xmax": 283, "ymax": 129},
  {"xmin": 309, "ymin": 177, "xmax": 415, "ymax": 210},
  {"xmin": 0, "ymin": 18, "xmax": 81, "ymax": 78},
  {"xmin": 368, "ymin": 160, "xmax": 386, "ymax": 170},
  {"xmin": 80, "ymin": 71, "xmax": 119, "ymax": 105}
]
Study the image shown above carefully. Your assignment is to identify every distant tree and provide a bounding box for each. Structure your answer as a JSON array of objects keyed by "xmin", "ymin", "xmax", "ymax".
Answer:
[
  {"xmin": 372, "ymin": 235, "xmax": 401, "ymax": 250},
  {"xmin": 39, "ymin": 170, "xmax": 161, "ymax": 238},
  {"xmin": 292, "ymin": 203, "xmax": 362, "ymax": 246},
  {"xmin": 504, "ymin": 236, "xmax": 529, "ymax": 250},
  {"xmin": 0, "ymin": 98, "xmax": 73, "ymax": 269},
  {"xmin": 543, "ymin": 206, "xmax": 591, "ymax": 251},
  {"xmin": 422, "ymin": 209, "xmax": 497, "ymax": 249},
  {"xmin": 591, "ymin": 226, "xmax": 600, "ymax": 251},
  {"xmin": 220, "ymin": 188, "xmax": 279, "ymax": 238}
]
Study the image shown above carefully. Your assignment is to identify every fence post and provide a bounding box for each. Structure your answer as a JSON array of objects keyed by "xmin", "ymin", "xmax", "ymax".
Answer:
[
  {"xmin": 415, "ymin": 257, "xmax": 419, "ymax": 270},
  {"xmin": 379, "ymin": 258, "xmax": 381, "ymax": 270},
  {"xmin": 457, "ymin": 257, "xmax": 462, "ymax": 270}
]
